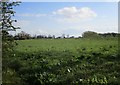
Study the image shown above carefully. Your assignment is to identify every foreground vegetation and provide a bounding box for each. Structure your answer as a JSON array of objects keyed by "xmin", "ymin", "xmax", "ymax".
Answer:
[{"xmin": 3, "ymin": 38, "xmax": 120, "ymax": 85}]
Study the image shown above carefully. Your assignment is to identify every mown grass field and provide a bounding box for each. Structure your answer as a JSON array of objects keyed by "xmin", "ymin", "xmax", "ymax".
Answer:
[{"xmin": 3, "ymin": 38, "xmax": 120, "ymax": 84}]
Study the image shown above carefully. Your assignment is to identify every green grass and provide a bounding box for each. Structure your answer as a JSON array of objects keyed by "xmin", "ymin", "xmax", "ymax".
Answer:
[{"xmin": 15, "ymin": 38, "xmax": 118, "ymax": 53}]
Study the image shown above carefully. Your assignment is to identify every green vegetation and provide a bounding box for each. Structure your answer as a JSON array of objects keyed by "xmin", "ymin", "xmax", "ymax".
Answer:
[
  {"xmin": 0, "ymin": 1, "xmax": 21, "ymax": 84},
  {"xmin": 16, "ymin": 38, "xmax": 118, "ymax": 53},
  {"xmin": 3, "ymin": 38, "xmax": 120, "ymax": 84},
  {"xmin": 1, "ymin": 1, "xmax": 119, "ymax": 85}
]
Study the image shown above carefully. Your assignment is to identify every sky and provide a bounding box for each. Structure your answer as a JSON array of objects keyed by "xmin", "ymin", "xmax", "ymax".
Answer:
[
  {"xmin": 11, "ymin": 2, "xmax": 118, "ymax": 37},
  {"xmin": 12, "ymin": 0, "xmax": 120, "ymax": 2}
]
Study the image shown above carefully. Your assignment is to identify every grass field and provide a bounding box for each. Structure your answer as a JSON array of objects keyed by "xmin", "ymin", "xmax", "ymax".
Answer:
[
  {"xmin": 16, "ymin": 38, "xmax": 118, "ymax": 53},
  {"xmin": 3, "ymin": 38, "xmax": 120, "ymax": 84}
]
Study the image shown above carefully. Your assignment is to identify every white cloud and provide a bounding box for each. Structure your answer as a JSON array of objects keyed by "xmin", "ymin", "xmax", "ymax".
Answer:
[
  {"xmin": 17, "ymin": 13, "xmax": 47, "ymax": 17},
  {"xmin": 53, "ymin": 7, "xmax": 97, "ymax": 23}
]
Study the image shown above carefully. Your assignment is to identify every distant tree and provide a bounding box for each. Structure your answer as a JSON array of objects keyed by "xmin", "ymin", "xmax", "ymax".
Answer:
[
  {"xmin": 98, "ymin": 32, "xmax": 119, "ymax": 38},
  {"xmin": 44, "ymin": 35, "xmax": 47, "ymax": 38},
  {"xmin": 66, "ymin": 34, "xmax": 69, "ymax": 38},
  {"xmin": 52, "ymin": 35, "xmax": 55, "ymax": 39},
  {"xmin": 37, "ymin": 35, "xmax": 42, "ymax": 39},
  {"xmin": 82, "ymin": 31, "xmax": 99, "ymax": 38},
  {"xmin": 62, "ymin": 34, "xmax": 65, "ymax": 38},
  {"xmin": 56, "ymin": 37, "xmax": 60, "ymax": 39},
  {"xmin": 78, "ymin": 36, "xmax": 82, "ymax": 38},
  {"xmin": 70, "ymin": 36, "xmax": 74, "ymax": 38},
  {"xmin": 32, "ymin": 34, "xmax": 37, "ymax": 39},
  {"xmin": 15, "ymin": 31, "xmax": 31, "ymax": 40},
  {"xmin": 48, "ymin": 34, "xmax": 52, "ymax": 39}
]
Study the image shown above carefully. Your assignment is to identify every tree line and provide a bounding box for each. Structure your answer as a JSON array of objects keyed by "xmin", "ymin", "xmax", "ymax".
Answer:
[{"xmin": 12, "ymin": 31, "xmax": 120, "ymax": 40}]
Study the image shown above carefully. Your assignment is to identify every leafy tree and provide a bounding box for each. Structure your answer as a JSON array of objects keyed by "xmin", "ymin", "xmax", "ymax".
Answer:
[
  {"xmin": 82, "ymin": 31, "xmax": 100, "ymax": 38},
  {"xmin": 0, "ymin": 0, "xmax": 21, "ymax": 56},
  {"xmin": 0, "ymin": 0, "xmax": 22, "ymax": 84}
]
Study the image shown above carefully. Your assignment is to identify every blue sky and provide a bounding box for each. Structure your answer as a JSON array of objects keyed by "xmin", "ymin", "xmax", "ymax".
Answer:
[
  {"xmin": 11, "ymin": 2, "xmax": 118, "ymax": 37},
  {"xmin": 18, "ymin": 0, "xmax": 119, "ymax": 2}
]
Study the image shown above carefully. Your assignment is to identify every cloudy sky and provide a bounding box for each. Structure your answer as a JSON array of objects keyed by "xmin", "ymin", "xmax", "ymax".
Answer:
[{"xmin": 11, "ymin": 2, "xmax": 118, "ymax": 37}]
